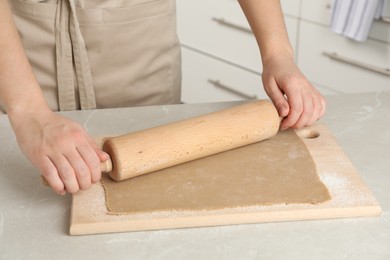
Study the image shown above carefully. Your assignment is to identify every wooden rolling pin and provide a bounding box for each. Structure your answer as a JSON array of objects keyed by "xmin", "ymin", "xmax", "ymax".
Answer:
[{"xmin": 102, "ymin": 100, "xmax": 281, "ymax": 181}]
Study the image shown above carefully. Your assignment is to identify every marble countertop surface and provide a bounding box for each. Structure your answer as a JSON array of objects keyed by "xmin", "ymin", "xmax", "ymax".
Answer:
[{"xmin": 1, "ymin": 91, "xmax": 389, "ymax": 259}]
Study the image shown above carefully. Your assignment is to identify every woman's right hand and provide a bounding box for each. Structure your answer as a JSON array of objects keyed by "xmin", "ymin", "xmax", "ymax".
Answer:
[
  {"xmin": 9, "ymin": 108, "xmax": 109, "ymax": 195},
  {"xmin": 1, "ymin": 0, "xmax": 109, "ymax": 195}
]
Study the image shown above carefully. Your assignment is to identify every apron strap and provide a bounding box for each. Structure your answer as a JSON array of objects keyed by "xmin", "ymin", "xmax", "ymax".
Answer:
[
  {"xmin": 55, "ymin": 0, "xmax": 75, "ymax": 111},
  {"xmin": 55, "ymin": 0, "xmax": 96, "ymax": 111}
]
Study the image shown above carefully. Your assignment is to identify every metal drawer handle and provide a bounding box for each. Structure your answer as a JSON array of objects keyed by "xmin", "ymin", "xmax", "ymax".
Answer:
[
  {"xmin": 323, "ymin": 51, "xmax": 390, "ymax": 76},
  {"xmin": 208, "ymin": 79, "xmax": 258, "ymax": 100},
  {"xmin": 381, "ymin": 16, "xmax": 390, "ymax": 23},
  {"xmin": 211, "ymin": 17, "xmax": 252, "ymax": 34}
]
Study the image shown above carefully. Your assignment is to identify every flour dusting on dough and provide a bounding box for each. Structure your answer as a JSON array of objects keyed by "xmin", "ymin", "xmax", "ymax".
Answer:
[{"xmin": 320, "ymin": 172, "xmax": 375, "ymax": 206}]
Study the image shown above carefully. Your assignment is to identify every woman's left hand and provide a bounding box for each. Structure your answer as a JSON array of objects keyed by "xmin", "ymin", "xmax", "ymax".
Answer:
[{"xmin": 262, "ymin": 54, "xmax": 326, "ymax": 130}]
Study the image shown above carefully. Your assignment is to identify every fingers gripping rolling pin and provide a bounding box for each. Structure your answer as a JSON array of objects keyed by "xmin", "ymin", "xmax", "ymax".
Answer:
[{"xmin": 101, "ymin": 100, "xmax": 281, "ymax": 181}]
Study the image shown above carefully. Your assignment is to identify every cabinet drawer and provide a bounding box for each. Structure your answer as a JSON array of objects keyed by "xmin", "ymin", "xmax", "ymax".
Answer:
[
  {"xmin": 177, "ymin": 0, "xmax": 299, "ymax": 72},
  {"xmin": 280, "ymin": 0, "xmax": 301, "ymax": 18},
  {"xmin": 301, "ymin": 0, "xmax": 390, "ymax": 43},
  {"xmin": 297, "ymin": 22, "xmax": 390, "ymax": 94},
  {"xmin": 300, "ymin": 0, "xmax": 332, "ymax": 26},
  {"xmin": 181, "ymin": 47, "xmax": 267, "ymax": 104},
  {"xmin": 217, "ymin": 0, "xmax": 301, "ymax": 18}
]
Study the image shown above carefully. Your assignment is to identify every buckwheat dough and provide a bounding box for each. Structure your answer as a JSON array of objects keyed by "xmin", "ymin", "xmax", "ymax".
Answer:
[{"xmin": 101, "ymin": 130, "xmax": 331, "ymax": 214}]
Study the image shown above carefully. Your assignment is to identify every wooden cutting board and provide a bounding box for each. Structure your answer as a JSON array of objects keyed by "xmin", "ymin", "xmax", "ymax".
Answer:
[{"xmin": 70, "ymin": 124, "xmax": 381, "ymax": 235}]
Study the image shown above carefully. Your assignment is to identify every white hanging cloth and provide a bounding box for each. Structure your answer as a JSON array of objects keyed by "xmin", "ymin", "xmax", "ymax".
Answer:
[{"xmin": 330, "ymin": 0, "xmax": 386, "ymax": 42}]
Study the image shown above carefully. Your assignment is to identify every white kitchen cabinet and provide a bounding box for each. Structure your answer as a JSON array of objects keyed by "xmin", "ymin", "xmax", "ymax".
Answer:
[
  {"xmin": 178, "ymin": 0, "xmax": 390, "ymax": 103},
  {"xmin": 280, "ymin": 0, "xmax": 301, "ymax": 18},
  {"xmin": 300, "ymin": 0, "xmax": 333, "ymax": 26},
  {"xmin": 298, "ymin": 0, "xmax": 390, "ymax": 94},
  {"xmin": 177, "ymin": 0, "xmax": 299, "ymax": 103},
  {"xmin": 181, "ymin": 48, "xmax": 267, "ymax": 104},
  {"xmin": 300, "ymin": 0, "xmax": 390, "ymax": 43},
  {"xmin": 177, "ymin": 0, "xmax": 298, "ymax": 73},
  {"xmin": 298, "ymin": 22, "xmax": 390, "ymax": 94},
  {"xmin": 176, "ymin": 0, "xmax": 261, "ymax": 73}
]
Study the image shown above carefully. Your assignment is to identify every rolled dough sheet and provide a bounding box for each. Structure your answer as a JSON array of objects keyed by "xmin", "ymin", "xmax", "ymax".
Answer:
[{"xmin": 101, "ymin": 130, "xmax": 331, "ymax": 214}]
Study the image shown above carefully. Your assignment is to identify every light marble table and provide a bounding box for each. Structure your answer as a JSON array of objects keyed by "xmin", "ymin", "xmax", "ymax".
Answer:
[{"xmin": 1, "ymin": 91, "xmax": 389, "ymax": 259}]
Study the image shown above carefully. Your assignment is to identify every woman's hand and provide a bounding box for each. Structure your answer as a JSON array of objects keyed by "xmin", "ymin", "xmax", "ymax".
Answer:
[
  {"xmin": 238, "ymin": 0, "xmax": 326, "ymax": 129},
  {"xmin": 262, "ymin": 54, "xmax": 326, "ymax": 130},
  {"xmin": 10, "ymin": 108, "xmax": 109, "ymax": 195}
]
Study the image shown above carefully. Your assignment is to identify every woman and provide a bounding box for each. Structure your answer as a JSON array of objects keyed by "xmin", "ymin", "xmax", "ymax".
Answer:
[{"xmin": 0, "ymin": 0, "xmax": 325, "ymax": 195}]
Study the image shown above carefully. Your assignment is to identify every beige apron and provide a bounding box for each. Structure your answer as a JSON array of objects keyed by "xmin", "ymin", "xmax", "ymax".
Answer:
[{"xmin": 2, "ymin": 0, "xmax": 181, "ymax": 112}]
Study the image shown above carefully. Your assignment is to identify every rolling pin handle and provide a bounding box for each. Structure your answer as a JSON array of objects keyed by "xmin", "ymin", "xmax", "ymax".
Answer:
[{"xmin": 100, "ymin": 158, "xmax": 113, "ymax": 173}]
